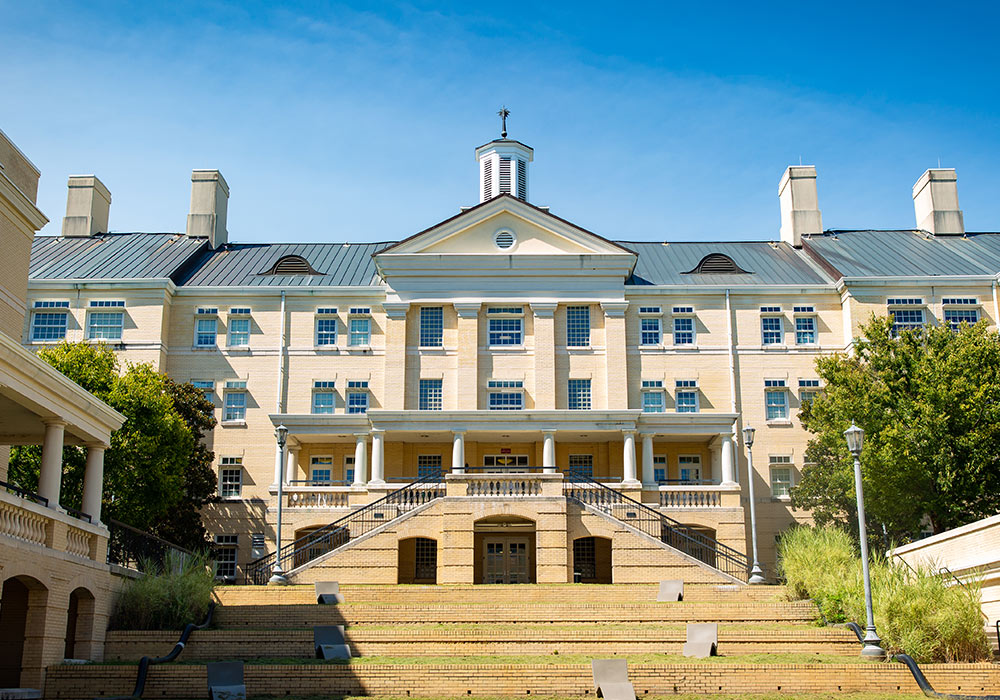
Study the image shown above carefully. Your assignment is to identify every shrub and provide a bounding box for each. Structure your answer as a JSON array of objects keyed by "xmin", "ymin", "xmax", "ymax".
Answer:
[
  {"xmin": 110, "ymin": 552, "xmax": 214, "ymax": 630},
  {"xmin": 778, "ymin": 525, "xmax": 989, "ymax": 662}
]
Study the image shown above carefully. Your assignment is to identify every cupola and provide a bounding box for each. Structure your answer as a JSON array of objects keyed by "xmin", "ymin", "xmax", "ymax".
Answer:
[{"xmin": 475, "ymin": 107, "xmax": 533, "ymax": 203}]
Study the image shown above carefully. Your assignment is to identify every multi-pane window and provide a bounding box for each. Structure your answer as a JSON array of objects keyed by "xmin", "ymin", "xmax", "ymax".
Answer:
[
  {"xmin": 798, "ymin": 379, "xmax": 820, "ymax": 406},
  {"xmin": 568, "ymin": 454, "xmax": 594, "ymax": 478},
  {"xmin": 192, "ymin": 380, "xmax": 214, "ymax": 402},
  {"xmin": 673, "ymin": 317, "xmax": 695, "ymax": 345},
  {"xmin": 31, "ymin": 301, "xmax": 69, "ymax": 341},
  {"xmin": 349, "ymin": 317, "xmax": 370, "ymax": 346},
  {"xmin": 87, "ymin": 301, "xmax": 125, "ymax": 340},
  {"xmin": 770, "ymin": 456, "xmax": 793, "ymax": 497},
  {"xmin": 213, "ymin": 535, "xmax": 238, "ymax": 579},
  {"xmin": 640, "ymin": 317, "xmax": 661, "ymax": 345},
  {"xmin": 488, "ymin": 380, "xmax": 524, "ymax": 410},
  {"xmin": 890, "ymin": 309, "xmax": 925, "ymax": 335},
  {"xmin": 417, "ymin": 455, "xmax": 442, "ymax": 478},
  {"xmin": 944, "ymin": 308, "xmax": 979, "ymax": 330},
  {"xmin": 641, "ymin": 380, "xmax": 664, "ymax": 413},
  {"xmin": 224, "ymin": 381, "xmax": 247, "ymax": 421},
  {"xmin": 761, "ymin": 316, "xmax": 783, "ymax": 345},
  {"xmin": 316, "ymin": 308, "xmax": 338, "ymax": 346},
  {"xmin": 196, "ymin": 318, "xmax": 218, "ymax": 347},
  {"xmin": 487, "ymin": 307, "xmax": 524, "ymax": 346},
  {"xmin": 344, "ymin": 456, "xmax": 355, "ymax": 483},
  {"xmin": 678, "ymin": 455, "xmax": 702, "ymax": 483},
  {"xmin": 420, "ymin": 307, "xmax": 443, "ymax": 347},
  {"xmin": 675, "ymin": 380, "xmax": 699, "ymax": 413},
  {"xmin": 419, "ymin": 379, "xmax": 443, "ymax": 410},
  {"xmin": 567, "ymin": 379, "xmax": 592, "ymax": 410},
  {"xmin": 228, "ymin": 316, "xmax": 250, "ymax": 347},
  {"xmin": 765, "ymin": 380, "xmax": 788, "ymax": 420},
  {"xmin": 566, "ymin": 306, "xmax": 591, "ymax": 346},
  {"xmin": 347, "ymin": 380, "xmax": 369, "ymax": 414},
  {"xmin": 795, "ymin": 316, "xmax": 816, "ymax": 345},
  {"xmin": 653, "ymin": 455, "xmax": 667, "ymax": 483},
  {"xmin": 219, "ymin": 457, "xmax": 242, "ymax": 498},
  {"xmin": 312, "ymin": 381, "xmax": 336, "ymax": 414},
  {"xmin": 311, "ymin": 456, "xmax": 333, "ymax": 484}
]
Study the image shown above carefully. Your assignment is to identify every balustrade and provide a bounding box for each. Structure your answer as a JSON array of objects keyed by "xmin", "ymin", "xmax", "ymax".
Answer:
[
  {"xmin": 659, "ymin": 487, "xmax": 723, "ymax": 508},
  {"xmin": 286, "ymin": 490, "xmax": 350, "ymax": 509},
  {"xmin": 466, "ymin": 477, "xmax": 543, "ymax": 497},
  {"xmin": 66, "ymin": 526, "xmax": 94, "ymax": 558},
  {"xmin": 0, "ymin": 499, "xmax": 48, "ymax": 546}
]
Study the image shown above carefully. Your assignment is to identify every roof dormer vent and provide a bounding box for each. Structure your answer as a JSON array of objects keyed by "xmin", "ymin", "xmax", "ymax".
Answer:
[
  {"xmin": 684, "ymin": 253, "xmax": 750, "ymax": 275},
  {"xmin": 262, "ymin": 255, "xmax": 321, "ymax": 275}
]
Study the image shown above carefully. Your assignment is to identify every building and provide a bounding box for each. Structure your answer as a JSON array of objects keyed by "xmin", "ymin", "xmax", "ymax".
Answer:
[
  {"xmin": 1, "ymin": 128, "xmax": 124, "ymax": 691},
  {"xmin": 22, "ymin": 132, "xmax": 1000, "ymax": 587}
]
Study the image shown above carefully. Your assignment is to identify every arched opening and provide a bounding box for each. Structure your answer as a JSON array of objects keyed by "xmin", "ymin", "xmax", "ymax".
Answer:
[
  {"xmin": 292, "ymin": 525, "xmax": 349, "ymax": 570},
  {"xmin": 0, "ymin": 575, "xmax": 48, "ymax": 688},
  {"xmin": 573, "ymin": 536, "xmax": 612, "ymax": 584},
  {"xmin": 662, "ymin": 524, "xmax": 718, "ymax": 568},
  {"xmin": 64, "ymin": 587, "xmax": 96, "ymax": 660},
  {"xmin": 397, "ymin": 537, "xmax": 437, "ymax": 584},
  {"xmin": 473, "ymin": 516, "xmax": 536, "ymax": 584}
]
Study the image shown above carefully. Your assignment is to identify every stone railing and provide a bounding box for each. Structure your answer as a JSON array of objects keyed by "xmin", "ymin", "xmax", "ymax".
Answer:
[
  {"xmin": 448, "ymin": 472, "xmax": 564, "ymax": 498},
  {"xmin": 285, "ymin": 489, "xmax": 351, "ymax": 509},
  {"xmin": 658, "ymin": 484, "xmax": 741, "ymax": 509},
  {"xmin": 0, "ymin": 497, "xmax": 48, "ymax": 546},
  {"xmin": 0, "ymin": 489, "xmax": 107, "ymax": 563},
  {"xmin": 66, "ymin": 525, "xmax": 96, "ymax": 558}
]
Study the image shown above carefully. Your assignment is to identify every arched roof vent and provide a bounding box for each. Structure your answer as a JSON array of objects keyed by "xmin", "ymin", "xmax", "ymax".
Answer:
[
  {"xmin": 262, "ymin": 254, "xmax": 321, "ymax": 275},
  {"xmin": 684, "ymin": 253, "xmax": 751, "ymax": 275}
]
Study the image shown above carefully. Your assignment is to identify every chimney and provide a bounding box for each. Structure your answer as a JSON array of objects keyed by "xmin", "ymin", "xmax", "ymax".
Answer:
[
  {"xmin": 62, "ymin": 175, "xmax": 111, "ymax": 237},
  {"xmin": 778, "ymin": 166, "xmax": 823, "ymax": 248},
  {"xmin": 913, "ymin": 168, "xmax": 963, "ymax": 235},
  {"xmin": 186, "ymin": 169, "xmax": 229, "ymax": 248}
]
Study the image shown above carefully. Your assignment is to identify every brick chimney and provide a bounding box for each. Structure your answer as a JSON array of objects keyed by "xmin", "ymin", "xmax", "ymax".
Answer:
[
  {"xmin": 913, "ymin": 168, "xmax": 964, "ymax": 235},
  {"xmin": 186, "ymin": 169, "xmax": 229, "ymax": 249},
  {"xmin": 778, "ymin": 166, "xmax": 823, "ymax": 248},
  {"xmin": 62, "ymin": 175, "xmax": 111, "ymax": 237}
]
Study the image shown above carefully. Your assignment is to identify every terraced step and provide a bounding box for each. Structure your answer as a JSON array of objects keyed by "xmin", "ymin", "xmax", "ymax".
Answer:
[
  {"xmin": 104, "ymin": 624, "xmax": 858, "ymax": 661},
  {"xmin": 212, "ymin": 600, "xmax": 820, "ymax": 627}
]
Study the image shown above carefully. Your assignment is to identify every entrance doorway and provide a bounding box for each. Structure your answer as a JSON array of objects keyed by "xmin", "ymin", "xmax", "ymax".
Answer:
[
  {"xmin": 473, "ymin": 515, "xmax": 536, "ymax": 583},
  {"xmin": 483, "ymin": 455, "xmax": 529, "ymax": 472}
]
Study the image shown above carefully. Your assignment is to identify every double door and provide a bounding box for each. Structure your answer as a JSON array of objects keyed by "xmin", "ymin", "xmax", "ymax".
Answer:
[{"xmin": 483, "ymin": 536, "xmax": 530, "ymax": 583}]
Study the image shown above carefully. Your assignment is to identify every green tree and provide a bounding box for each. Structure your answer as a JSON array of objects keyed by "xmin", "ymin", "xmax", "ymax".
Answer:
[{"xmin": 792, "ymin": 315, "xmax": 1000, "ymax": 541}]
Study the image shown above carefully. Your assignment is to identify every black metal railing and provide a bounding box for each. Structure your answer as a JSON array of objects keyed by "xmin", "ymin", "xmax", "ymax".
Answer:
[
  {"xmin": 64, "ymin": 505, "xmax": 93, "ymax": 524},
  {"xmin": 106, "ymin": 519, "xmax": 195, "ymax": 574},
  {"xmin": 244, "ymin": 468, "xmax": 445, "ymax": 584},
  {"xmin": 563, "ymin": 470, "xmax": 749, "ymax": 582},
  {"xmin": 0, "ymin": 479, "xmax": 48, "ymax": 506}
]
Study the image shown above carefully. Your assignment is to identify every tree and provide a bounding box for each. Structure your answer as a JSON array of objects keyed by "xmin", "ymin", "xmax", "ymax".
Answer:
[
  {"xmin": 792, "ymin": 315, "xmax": 1000, "ymax": 541},
  {"xmin": 8, "ymin": 342, "xmax": 211, "ymax": 545}
]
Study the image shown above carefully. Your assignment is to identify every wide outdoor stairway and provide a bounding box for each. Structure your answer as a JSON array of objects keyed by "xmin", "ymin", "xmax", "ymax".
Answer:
[{"xmin": 46, "ymin": 584, "xmax": 1000, "ymax": 698}]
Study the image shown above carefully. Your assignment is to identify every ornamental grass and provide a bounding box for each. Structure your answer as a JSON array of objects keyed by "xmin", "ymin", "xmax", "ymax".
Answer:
[{"xmin": 109, "ymin": 551, "xmax": 214, "ymax": 630}]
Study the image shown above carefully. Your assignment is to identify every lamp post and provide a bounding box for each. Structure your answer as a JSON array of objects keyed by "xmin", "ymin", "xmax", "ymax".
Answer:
[
  {"xmin": 269, "ymin": 424, "xmax": 289, "ymax": 586},
  {"xmin": 844, "ymin": 422, "xmax": 885, "ymax": 659},
  {"xmin": 742, "ymin": 426, "xmax": 766, "ymax": 584}
]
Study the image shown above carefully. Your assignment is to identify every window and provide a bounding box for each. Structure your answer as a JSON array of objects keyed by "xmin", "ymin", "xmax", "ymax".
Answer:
[
  {"xmin": 678, "ymin": 455, "xmax": 701, "ymax": 483},
  {"xmin": 639, "ymin": 306, "xmax": 662, "ymax": 314},
  {"xmin": 213, "ymin": 535, "xmax": 237, "ymax": 579},
  {"xmin": 760, "ymin": 306, "xmax": 782, "ymax": 313},
  {"xmin": 793, "ymin": 306, "xmax": 815, "ymax": 314},
  {"xmin": 673, "ymin": 317, "xmax": 694, "ymax": 345},
  {"xmin": 765, "ymin": 380, "xmax": 788, "ymax": 420},
  {"xmin": 89, "ymin": 300, "xmax": 125, "ymax": 308},
  {"xmin": 567, "ymin": 379, "xmax": 591, "ymax": 410},
  {"xmin": 349, "ymin": 317, "xmax": 370, "ymax": 346},
  {"xmin": 641, "ymin": 380, "xmax": 664, "ymax": 413},
  {"xmin": 488, "ymin": 307, "xmax": 524, "ymax": 346},
  {"xmin": 887, "ymin": 298, "xmax": 923, "ymax": 306},
  {"xmin": 228, "ymin": 317, "xmax": 250, "ymax": 347},
  {"xmin": 419, "ymin": 379, "xmax": 443, "ymax": 410},
  {"xmin": 566, "ymin": 306, "xmax": 590, "ymax": 346},
  {"xmin": 344, "ymin": 455, "xmax": 355, "ymax": 483},
  {"xmin": 761, "ymin": 316, "xmax": 783, "ymax": 345},
  {"xmin": 87, "ymin": 302, "xmax": 125, "ymax": 340},
  {"xmin": 653, "ymin": 455, "xmax": 667, "ymax": 483},
  {"xmin": 420, "ymin": 307, "xmax": 443, "ymax": 347},
  {"xmin": 770, "ymin": 456, "xmax": 793, "ymax": 497},
  {"xmin": 944, "ymin": 308, "xmax": 979, "ymax": 330},
  {"xmin": 568, "ymin": 454, "xmax": 594, "ymax": 478},
  {"xmin": 311, "ymin": 456, "xmax": 333, "ymax": 484},
  {"xmin": 890, "ymin": 309, "xmax": 925, "ymax": 335},
  {"xmin": 795, "ymin": 316, "xmax": 816, "ymax": 345},
  {"xmin": 417, "ymin": 455, "xmax": 442, "ymax": 478},
  {"xmin": 675, "ymin": 379, "xmax": 699, "ymax": 413},
  {"xmin": 640, "ymin": 317, "xmax": 661, "ymax": 345},
  {"xmin": 316, "ymin": 309, "xmax": 338, "ymax": 346},
  {"xmin": 31, "ymin": 301, "xmax": 69, "ymax": 341},
  {"xmin": 347, "ymin": 382, "xmax": 369, "ymax": 414},
  {"xmin": 219, "ymin": 458, "xmax": 242, "ymax": 498},
  {"xmin": 312, "ymin": 381, "xmax": 336, "ymax": 414},
  {"xmin": 488, "ymin": 380, "xmax": 524, "ymax": 410},
  {"xmin": 196, "ymin": 318, "xmax": 217, "ymax": 347},
  {"xmin": 798, "ymin": 379, "xmax": 820, "ymax": 406},
  {"xmin": 192, "ymin": 380, "xmax": 214, "ymax": 402},
  {"xmin": 224, "ymin": 381, "xmax": 247, "ymax": 422}
]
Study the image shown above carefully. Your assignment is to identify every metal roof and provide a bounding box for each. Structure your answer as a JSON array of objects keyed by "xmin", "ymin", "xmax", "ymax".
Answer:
[
  {"xmin": 178, "ymin": 242, "xmax": 390, "ymax": 287},
  {"xmin": 30, "ymin": 233, "xmax": 206, "ymax": 280},
  {"xmin": 618, "ymin": 241, "xmax": 832, "ymax": 286},
  {"xmin": 803, "ymin": 230, "xmax": 1000, "ymax": 278}
]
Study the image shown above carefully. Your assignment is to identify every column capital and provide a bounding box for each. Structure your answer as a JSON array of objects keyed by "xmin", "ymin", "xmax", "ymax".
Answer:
[
  {"xmin": 530, "ymin": 302, "xmax": 558, "ymax": 318},
  {"xmin": 353, "ymin": 432, "xmax": 369, "ymax": 442},
  {"xmin": 622, "ymin": 428, "xmax": 638, "ymax": 437},
  {"xmin": 84, "ymin": 442, "xmax": 110, "ymax": 451},
  {"xmin": 453, "ymin": 302, "xmax": 482, "ymax": 319},
  {"xmin": 42, "ymin": 418, "xmax": 68, "ymax": 428},
  {"xmin": 540, "ymin": 428, "xmax": 557, "ymax": 436},
  {"xmin": 381, "ymin": 302, "xmax": 410, "ymax": 320},
  {"xmin": 638, "ymin": 432, "xmax": 655, "ymax": 440},
  {"xmin": 452, "ymin": 429, "xmax": 467, "ymax": 437},
  {"xmin": 370, "ymin": 428, "xmax": 385, "ymax": 437},
  {"xmin": 600, "ymin": 301, "xmax": 629, "ymax": 318}
]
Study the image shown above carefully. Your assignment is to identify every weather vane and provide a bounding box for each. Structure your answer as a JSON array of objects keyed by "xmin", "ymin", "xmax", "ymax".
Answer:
[{"xmin": 497, "ymin": 106, "xmax": 510, "ymax": 138}]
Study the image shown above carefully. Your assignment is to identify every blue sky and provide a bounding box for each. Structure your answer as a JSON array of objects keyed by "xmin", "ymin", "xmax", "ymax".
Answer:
[{"xmin": 2, "ymin": 1, "xmax": 998, "ymax": 242}]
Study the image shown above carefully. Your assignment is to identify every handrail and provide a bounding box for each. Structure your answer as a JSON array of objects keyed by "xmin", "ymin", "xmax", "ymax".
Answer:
[
  {"xmin": 0, "ymin": 479, "xmax": 48, "ymax": 506},
  {"xmin": 938, "ymin": 566, "xmax": 989, "ymax": 622},
  {"xmin": 106, "ymin": 519, "xmax": 196, "ymax": 574},
  {"xmin": 64, "ymin": 505, "xmax": 93, "ymax": 524},
  {"xmin": 244, "ymin": 469, "xmax": 445, "ymax": 584},
  {"xmin": 562, "ymin": 469, "xmax": 749, "ymax": 582},
  {"xmin": 102, "ymin": 602, "xmax": 215, "ymax": 700},
  {"xmin": 894, "ymin": 653, "xmax": 1000, "ymax": 700}
]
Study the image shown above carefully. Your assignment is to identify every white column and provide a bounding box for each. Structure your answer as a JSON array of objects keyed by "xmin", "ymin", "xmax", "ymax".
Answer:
[
  {"xmin": 38, "ymin": 420, "xmax": 66, "ymax": 509},
  {"xmin": 353, "ymin": 433, "xmax": 369, "ymax": 486},
  {"xmin": 709, "ymin": 443, "xmax": 722, "ymax": 485},
  {"xmin": 721, "ymin": 432, "xmax": 737, "ymax": 486},
  {"xmin": 285, "ymin": 446, "xmax": 299, "ymax": 484},
  {"xmin": 622, "ymin": 430, "xmax": 640, "ymax": 486},
  {"xmin": 370, "ymin": 429, "xmax": 385, "ymax": 485},
  {"xmin": 81, "ymin": 444, "xmax": 107, "ymax": 523},
  {"xmin": 451, "ymin": 431, "xmax": 466, "ymax": 474},
  {"xmin": 542, "ymin": 431, "xmax": 556, "ymax": 474},
  {"xmin": 641, "ymin": 433, "xmax": 655, "ymax": 487}
]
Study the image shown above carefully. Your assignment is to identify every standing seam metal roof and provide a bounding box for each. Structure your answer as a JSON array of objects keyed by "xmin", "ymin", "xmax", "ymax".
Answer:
[
  {"xmin": 802, "ymin": 231, "xmax": 1000, "ymax": 277},
  {"xmin": 30, "ymin": 233, "xmax": 206, "ymax": 280}
]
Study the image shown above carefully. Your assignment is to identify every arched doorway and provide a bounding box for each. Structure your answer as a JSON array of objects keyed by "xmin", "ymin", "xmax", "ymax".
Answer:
[
  {"xmin": 292, "ymin": 525, "xmax": 349, "ymax": 569},
  {"xmin": 473, "ymin": 516, "xmax": 536, "ymax": 584},
  {"xmin": 573, "ymin": 536, "xmax": 612, "ymax": 583},
  {"xmin": 0, "ymin": 575, "xmax": 48, "ymax": 688},
  {"xmin": 64, "ymin": 587, "xmax": 96, "ymax": 660},
  {"xmin": 397, "ymin": 537, "xmax": 437, "ymax": 584}
]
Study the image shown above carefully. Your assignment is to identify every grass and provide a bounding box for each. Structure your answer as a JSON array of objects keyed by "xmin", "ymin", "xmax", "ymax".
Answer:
[{"xmin": 109, "ymin": 552, "xmax": 215, "ymax": 631}]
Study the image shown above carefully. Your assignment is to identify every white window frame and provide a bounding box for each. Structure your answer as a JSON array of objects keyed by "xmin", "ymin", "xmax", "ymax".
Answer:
[
  {"xmin": 764, "ymin": 380, "xmax": 788, "ymax": 421},
  {"xmin": 348, "ymin": 315, "xmax": 371, "ymax": 347},
  {"xmin": 347, "ymin": 380, "xmax": 369, "ymax": 414},
  {"xmin": 223, "ymin": 380, "xmax": 247, "ymax": 423},
  {"xmin": 639, "ymin": 316, "xmax": 661, "ymax": 346},
  {"xmin": 798, "ymin": 379, "xmax": 820, "ymax": 407},
  {"xmin": 793, "ymin": 308, "xmax": 817, "ymax": 346},
  {"xmin": 218, "ymin": 458, "xmax": 243, "ymax": 499},
  {"xmin": 315, "ymin": 308, "xmax": 338, "ymax": 347},
  {"xmin": 675, "ymin": 379, "xmax": 699, "ymax": 413},
  {"xmin": 769, "ymin": 456, "xmax": 793, "ymax": 498},
  {"xmin": 417, "ymin": 454, "xmax": 443, "ymax": 478},
  {"xmin": 678, "ymin": 455, "xmax": 702, "ymax": 483},
  {"xmin": 310, "ymin": 456, "xmax": 334, "ymax": 485},
  {"xmin": 312, "ymin": 381, "xmax": 336, "ymax": 414},
  {"xmin": 761, "ymin": 311, "xmax": 784, "ymax": 346},
  {"xmin": 418, "ymin": 378, "xmax": 443, "ymax": 410},
  {"xmin": 487, "ymin": 379, "xmax": 524, "ymax": 410},
  {"xmin": 943, "ymin": 307, "xmax": 979, "ymax": 331},
  {"xmin": 192, "ymin": 380, "xmax": 215, "ymax": 403},
  {"xmin": 487, "ymin": 306, "xmax": 524, "ymax": 347},
  {"xmin": 30, "ymin": 301, "xmax": 70, "ymax": 342},
  {"xmin": 227, "ymin": 312, "xmax": 251, "ymax": 348},
  {"xmin": 641, "ymin": 380, "xmax": 665, "ymax": 413},
  {"xmin": 672, "ymin": 308, "xmax": 696, "ymax": 346},
  {"xmin": 567, "ymin": 378, "xmax": 592, "ymax": 410},
  {"xmin": 213, "ymin": 535, "xmax": 238, "ymax": 579},
  {"xmin": 419, "ymin": 306, "xmax": 444, "ymax": 347},
  {"xmin": 343, "ymin": 455, "xmax": 355, "ymax": 483},
  {"xmin": 566, "ymin": 305, "xmax": 591, "ymax": 347},
  {"xmin": 887, "ymin": 299, "xmax": 926, "ymax": 336},
  {"xmin": 653, "ymin": 455, "xmax": 668, "ymax": 483},
  {"xmin": 195, "ymin": 309, "xmax": 218, "ymax": 348},
  {"xmin": 86, "ymin": 301, "xmax": 125, "ymax": 340}
]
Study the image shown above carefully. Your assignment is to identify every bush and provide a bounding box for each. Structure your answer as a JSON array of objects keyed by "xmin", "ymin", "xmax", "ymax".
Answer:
[
  {"xmin": 778, "ymin": 525, "xmax": 989, "ymax": 662},
  {"xmin": 110, "ymin": 552, "xmax": 214, "ymax": 630}
]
